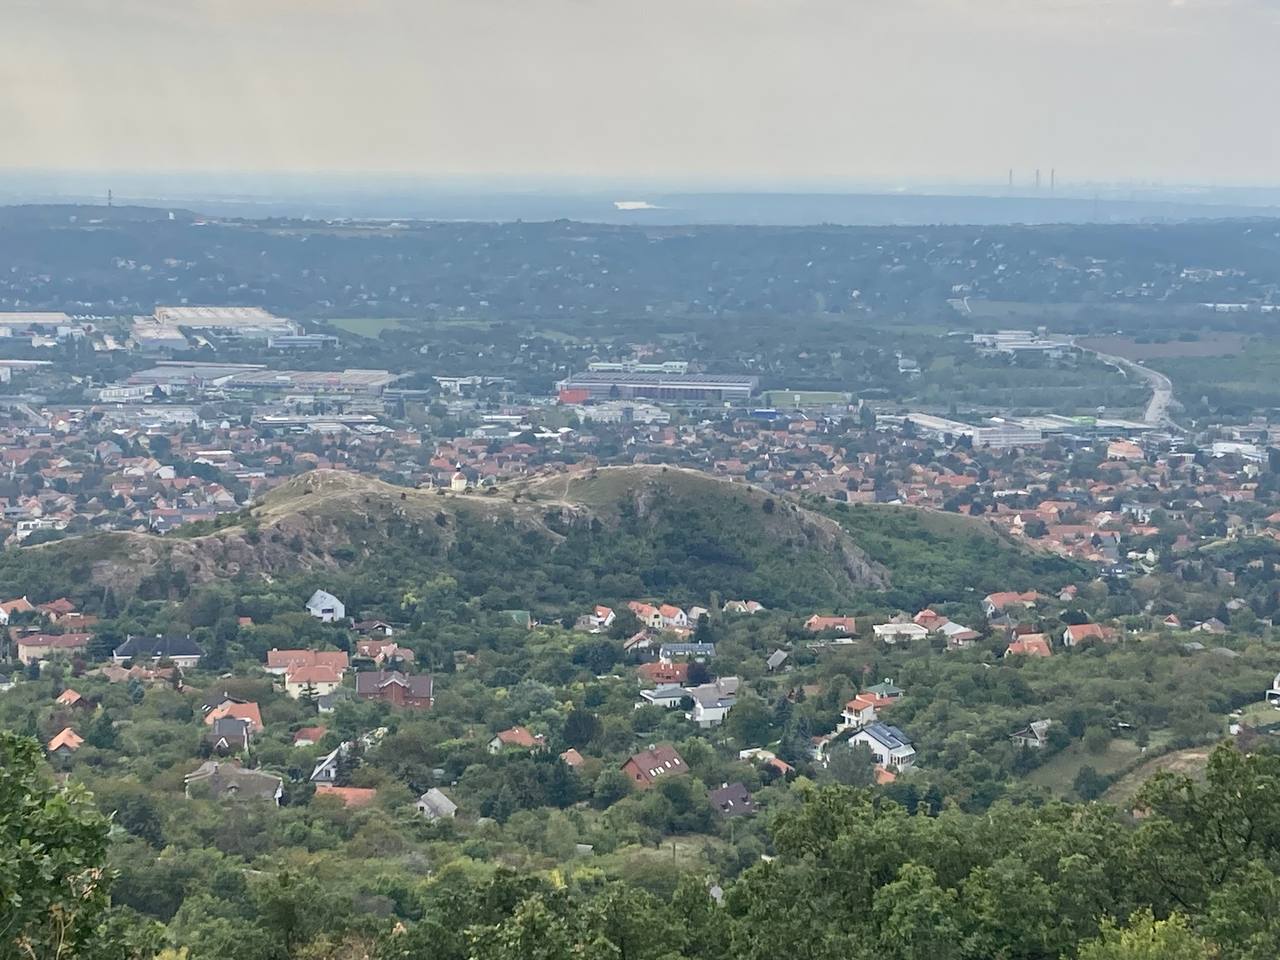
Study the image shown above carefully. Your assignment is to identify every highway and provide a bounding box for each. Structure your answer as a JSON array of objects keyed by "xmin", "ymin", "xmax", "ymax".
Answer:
[{"xmin": 1079, "ymin": 345, "xmax": 1179, "ymax": 429}]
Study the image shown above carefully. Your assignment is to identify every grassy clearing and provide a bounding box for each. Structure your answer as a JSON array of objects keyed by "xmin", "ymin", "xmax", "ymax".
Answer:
[
  {"xmin": 1102, "ymin": 746, "xmax": 1215, "ymax": 808},
  {"xmin": 1026, "ymin": 738, "xmax": 1148, "ymax": 796},
  {"xmin": 325, "ymin": 317, "xmax": 409, "ymax": 337},
  {"xmin": 1236, "ymin": 700, "xmax": 1280, "ymax": 726},
  {"xmin": 956, "ymin": 299, "xmax": 1211, "ymax": 323},
  {"xmin": 1076, "ymin": 333, "xmax": 1247, "ymax": 360},
  {"xmin": 761, "ymin": 389, "xmax": 852, "ymax": 407}
]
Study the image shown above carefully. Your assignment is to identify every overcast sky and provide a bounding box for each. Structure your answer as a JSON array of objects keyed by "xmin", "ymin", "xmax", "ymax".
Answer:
[{"xmin": 2, "ymin": 0, "xmax": 1278, "ymax": 186}]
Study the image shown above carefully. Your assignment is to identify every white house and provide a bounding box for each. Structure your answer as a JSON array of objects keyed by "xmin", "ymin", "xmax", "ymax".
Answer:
[
  {"xmin": 872, "ymin": 622, "xmax": 929, "ymax": 645},
  {"xmin": 638, "ymin": 684, "xmax": 687, "ymax": 709},
  {"xmin": 588, "ymin": 605, "xmax": 616, "ymax": 631},
  {"xmin": 305, "ymin": 589, "xmax": 345, "ymax": 623},
  {"xmin": 628, "ymin": 602, "xmax": 664, "ymax": 630},
  {"xmin": 850, "ymin": 722, "xmax": 916, "ymax": 769},
  {"xmin": 939, "ymin": 621, "xmax": 981, "ymax": 649},
  {"xmin": 284, "ymin": 665, "xmax": 344, "ymax": 700},
  {"xmin": 840, "ymin": 694, "xmax": 878, "ymax": 730},
  {"xmin": 658, "ymin": 604, "xmax": 689, "ymax": 629},
  {"xmin": 0, "ymin": 596, "xmax": 34, "ymax": 625},
  {"xmin": 111, "ymin": 634, "xmax": 203, "ymax": 670},
  {"xmin": 1011, "ymin": 719, "xmax": 1054, "ymax": 748},
  {"xmin": 1267, "ymin": 672, "xmax": 1280, "ymax": 706},
  {"xmin": 417, "ymin": 788, "xmax": 458, "ymax": 820},
  {"xmin": 685, "ymin": 677, "xmax": 739, "ymax": 728}
]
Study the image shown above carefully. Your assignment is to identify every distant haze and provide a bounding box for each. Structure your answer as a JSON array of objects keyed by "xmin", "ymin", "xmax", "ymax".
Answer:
[{"xmin": 3, "ymin": 0, "xmax": 1279, "ymax": 186}]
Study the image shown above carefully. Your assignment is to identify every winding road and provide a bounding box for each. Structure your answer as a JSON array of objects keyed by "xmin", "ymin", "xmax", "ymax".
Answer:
[{"xmin": 1077, "ymin": 344, "xmax": 1179, "ymax": 430}]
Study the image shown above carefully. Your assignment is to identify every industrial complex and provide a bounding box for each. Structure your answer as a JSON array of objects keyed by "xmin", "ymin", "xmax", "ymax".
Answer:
[{"xmin": 556, "ymin": 370, "xmax": 758, "ymax": 404}]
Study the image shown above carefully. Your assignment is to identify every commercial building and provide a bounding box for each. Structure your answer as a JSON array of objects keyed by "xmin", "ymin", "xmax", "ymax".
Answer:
[
  {"xmin": 971, "ymin": 330, "xmax": 1074, "ymax": 356},
  {"xmin": 903, "ymin": 413, "xmax": 1045, "ymax": 449},
  {"xmin": 127, "ymin": 363, "xmax": 264, "ymax": 392},
  {"xmin": 268, "ymin": 334, "xmax": 339, "ymax": 350},
  {"xmin": 0, "ymin": 313, "xmax": 86, "ymax": 341},
  {"xmin": 153, "ymin": 306, "xmax": 296, "ymax": 339},
  {"xmin": 556, "ymin": 371, "xmax": 757, "ymax": 404},
  {"xmin": 586, "ymin": 360, "xmax": 689, "ymax": 374},
  {"xmin": 570, "ymin": 401, "xmax": 671, "ymax": 425},
  {"xmin": 222, "ymin": 369, "xmax": 397, "ymax": 397}
]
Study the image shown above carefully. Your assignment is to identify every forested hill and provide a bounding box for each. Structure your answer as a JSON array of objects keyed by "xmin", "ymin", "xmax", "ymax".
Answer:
[{"xmin": 0, "ymin": 466, "xmax": 1078, "ymax": 614}]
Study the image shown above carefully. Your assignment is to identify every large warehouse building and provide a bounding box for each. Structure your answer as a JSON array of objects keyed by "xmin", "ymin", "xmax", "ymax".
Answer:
[
  {"xmin": 556, "ymin": 371, "xmax": 758, "ymax": 404},
  {"xmin": 152, "ymin": 306, "xmax": 296, "ymax": 339}
]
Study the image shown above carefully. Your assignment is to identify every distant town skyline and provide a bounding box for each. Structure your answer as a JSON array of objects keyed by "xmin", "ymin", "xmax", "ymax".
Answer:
[{"xmin": 4, "ymin": 0, "xmax": 1279, "ymax": 184}]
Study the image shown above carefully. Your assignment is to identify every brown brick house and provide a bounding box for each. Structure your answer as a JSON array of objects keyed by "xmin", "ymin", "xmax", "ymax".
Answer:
[{"xmin": 354, "ymin": 671, "xmax": 434, "ymax": 709}]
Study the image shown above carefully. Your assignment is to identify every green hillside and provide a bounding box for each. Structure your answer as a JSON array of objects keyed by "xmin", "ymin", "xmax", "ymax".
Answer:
[{"xmin": 0, "ymin": 467, "xmax": 1080, "ymax": 616}]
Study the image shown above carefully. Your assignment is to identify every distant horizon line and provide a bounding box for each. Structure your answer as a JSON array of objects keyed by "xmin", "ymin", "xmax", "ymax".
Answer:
[{"xmin": 3, "ymin": 168, "xmax": 1280, "ymax": 197}]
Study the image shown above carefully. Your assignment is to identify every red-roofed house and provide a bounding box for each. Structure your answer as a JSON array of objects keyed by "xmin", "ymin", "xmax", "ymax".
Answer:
[
  {"xmin": 48, "ymin": 727, "xmax": 84, "ymax": 756},
  {"xmin": 637, "ymin": 661, "xmax": 689, "ymax": 685},
  {"xmin": 314, "ymin": 784, "xmax": 378, "ymax": 808},
  {"xmin": 488, "ymin": 726, "xmax": 545, "ymax": 753},
  {"xmin": 0, "ymin": 596, "xmax": 35, "ymax": 624},
  {"xmin": 804, "ymin": 615, "xmax": 857, "ymax": 634},
  {"xmin": 913, "ymin": 609, "xmax": 950, "ymax": 632},
  {"xmin": 38, "ymin": 597, "xmax": 77, "ymax": 620},
  {"xmin": 265, "ymin": 648, "xmax": 350, "ymax": 676},
  {"xmin": 284, "ymin": 665, "xmax": 344, "ymax": 699},
  {"xmin": 560, "ymin": 748, "xmax": 586, "ymax": 768},
  {"xmin": 628, "ymin": 602, "xmax": 663, "ymax": 629},
  {"xmin": 982, "ymin": 591, "xmax": 1042, "ymax": 617},
  {"xmin": 588, "ymin": 605, "xmax": 616, "ymax": 630},
  {"xmin": 293, "ymin": 726, "xmax": 328, "ymax": 746},
  {"xmin": 1005, "ymin": 634, "xmax": 1052, "ymax": 658},
  {"xmin": 205, "ymin": 701, "xmax": 264, "ymax": 731},
  {"xmin": 658, "ymin": 604, "xmax": 688, "ymax": 628},
  {"xmin": 16, "ymin": 633, "xmax": 93, "ymax": 664},
  {"xmin": 841, "ymin": 694, "xmax": 879, "ymax": 729},
  {"xmin": 55, "ymin": 688, "xmax": 88, "ymax": 709},
  {"xmin": 1062, "ymin": 623, "xmax": 1117, "ymax": 647},
  {"xmin": 622, "ymin": 744, "xmax": 688, "ymax": 789}
]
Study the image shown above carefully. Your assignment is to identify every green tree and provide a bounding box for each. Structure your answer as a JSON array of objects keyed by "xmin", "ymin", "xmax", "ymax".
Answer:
[
  {"xmin": 592, "ymin": 767, "xmax": 633, "ymax": 808},
  {"xmin": 872, "ymin": 863, "xmax": 961, "ymax": 960},
  {"xmin": 1074, "ymin": 764, "xmax": 1110, "ymax": 801},
  {"xmin": 0, "ymin": 732, "xmax": 115, "ymax": 959},
  {"xmin": 562, "ymin": 708, "xmax": 601, "ymax": 748},
  {"xmin": 86, "ymin": 710, "xmax": 117, "ymax": 750},
  {"xmin": 1077, "ymin": 910, "xmax": 1210, "ymax": 960},
  {"xmin": 824, "ymin": 742, "xmax": 876, "ymax": 787},
  {"xmin": 1083, "ymin": 726, "xmax": 1111, "ymax": 755},
  {"xmin": 724, "ymin": 695, "xmax": 772, "ymax": 747}
]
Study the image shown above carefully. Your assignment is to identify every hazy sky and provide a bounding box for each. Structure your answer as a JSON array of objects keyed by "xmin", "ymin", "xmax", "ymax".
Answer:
[{"xmin": 3, "ymin": 0, "xmax": 1279, "ymax": 185}]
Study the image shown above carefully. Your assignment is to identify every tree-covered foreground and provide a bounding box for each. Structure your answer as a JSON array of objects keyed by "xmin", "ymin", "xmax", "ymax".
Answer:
[{"xmin": 6, "ymin": 729, "xmax": 1280, "ymax": 960}]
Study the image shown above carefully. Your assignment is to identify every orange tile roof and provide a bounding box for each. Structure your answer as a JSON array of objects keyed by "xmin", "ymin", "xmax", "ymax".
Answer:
[
  {"xmin": 48, "ymin": 727, "xmax": 84, "ymax": 753},
  {"xmin": 286, "ymin": 665, "xmax": 343, "ymax": 685},
  {"xmin": 314, "ymin": 784, "xmax": 378, "ymax": 807},
  {"xmin": 494, "ymin": 726, "xmax": 542, "ymax": 748},
  {"xmin": 205, "ymin": 701, "xmax": 264, "ymax": 730},
  {"xmin": 1006, "ymin": 634, "xmax": 1052, "ymax": 657}
]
